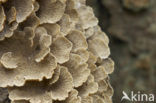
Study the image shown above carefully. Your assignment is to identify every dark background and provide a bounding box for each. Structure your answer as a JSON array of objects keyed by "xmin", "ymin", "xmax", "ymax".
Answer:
[{"xmin": 87, "ymin": 0, "xmax": 156, "ymax": 102}]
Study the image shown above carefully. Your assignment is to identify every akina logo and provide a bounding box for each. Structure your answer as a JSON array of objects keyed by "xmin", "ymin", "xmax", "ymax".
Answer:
[{"xmin": 121, "ymin": 91, "xmax": 155, "ymax": 102}]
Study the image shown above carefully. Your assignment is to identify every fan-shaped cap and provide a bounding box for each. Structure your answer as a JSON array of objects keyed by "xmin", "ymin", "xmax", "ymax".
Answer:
[
  {"xmin": 0, "ymin": 5, "xmax": 5, "ymax": 32},
  {"xmin": 87, "ymin": 26, "xmax": 110, "ymax": 59},
  {"xmin": 0, "ymin": 5, "xmax": 18, "ymax": 41},
  {"xmin": 102, "ymin": 94, "xmax": 112, "ymax": 103},
  {"xmin": 51, "ymin": 36, "xmax": 72, "ymax": 64},
  {"xmin": 0, "ymin": 21, "xmax": 18, "ymax": 41},
  {"xmin": 92, "ymin": 95, "xmax": 105, "ymax": 103},
  {"xmin": 77, "ymin": 6, "xmax": 98, "ymax": 29},
  {"xmin": 49, "ymin": 66, "xmax": 73, "ymax": 100},
  {"xmin": 65, "ymin": 9, "xmax": 79, "ymax": 25},
  {"xmin": 0, "ymin": 0, "xmax": 35, "ymax": 41},
  {"xmin": 65, "ymin": 0, "xmax": 80, "ymax": 28},
  {"xmin": 41, "ymin": 23, "xmax": 61, "ymax": 39},
  {"xmin": 63, "ymin": 89, "xmax": 81, "ymax": 103},
  {"xmin": 0, "ymin": 52, "xmax": 19, "ymax": 69},
  {"xmin": 77, "ymin": 75, "xmax": 98, "ymax": 97},
  {"xmin": 81, "ymin": 96, "xmax": 93, "ymax": 103},
  {"xmin": 10, "ymin": 0, "xmax": 34, "ymax": 23},
  {"xmin": 9, "ymin": 81, "xmax": 53, "ymax": 103},
  {"xmin": 55, "ymin": 89, "xmax": 81, "ymax": 103},
  {"xmin": 75, "ymin": 49, "xmax": 89, "ymax": 63},
  {"xmin": 34, "ymin": 27, "xmax": 52, "ymax": 62},
  {"xmin": 75, "ymin": 23, "xmax": 85, "ymax": 33},
  {"xmin": 87, "ymin": 52, "xmax": 97, "ymax": 65},
  {"xmin": 91, "ymin": 26, "xmax": 109, "ymax": 45},
  {"xmin": 85, "ymin": 27, "xmax": 94, "ymax": 39},
  {"xmin": 0, "ymin": 28, "xmax": 57, "ymax": 87},
  {"xmin": 58, "ymin": 14, "xmax": 74, "ymax": 35},
  {"xmin": 88, "ymin": 38, "xmax": 110, "ymax": 59},
  {"xmin": 6, "ymin": 7, "xmax": 16, "ymax": 24},
  {"xmin": 49, "ymin": 66, "xmax": 61, "ymax": 84},
  {"xmin": 66, "ymin": 30, "xmax": 88, "ymax": 52},
  {"xmin": 87, "ymin": 53, "xmax": 97, "ymax": 73},
  {"xmin": 103, "ymin": 79, "xmax": 114, "ymax": 97},
  {"xmin": 64, "ymin": 53, "xmax": 90, "ymax": 87},
  {"xmin": 92, "ymin": 66, "xmax": 108, "ymax": 82},
  {"xmin": 88, "ymin": 63, "xmax": 97, "ymax": 73},
  {"xmin": 97, "ymin": 80, "xmax": 108, "ymax": 93},
  {"xmin": 37, "ymin": 0, "xmax": 66, "ymax": 24},
  {"xmin": 100, "ymin": 58, "xmax": 114, "ymax": 74},
  {"xmin": 20, "ymin": 13, "xmax": 40, "ymax": 30},
  {"xmin": 0, "ymin": 53, "xmax": 57, "ymax": 87},
  {"xmin": 9, "ymin": 66, "xmax": 73, "ymax": 102}
]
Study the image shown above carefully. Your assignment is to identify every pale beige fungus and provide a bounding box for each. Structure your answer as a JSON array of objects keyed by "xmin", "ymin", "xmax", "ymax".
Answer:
[{"xmin": 0, "ymin": 0, "xmax": 114, "ymax": 103}]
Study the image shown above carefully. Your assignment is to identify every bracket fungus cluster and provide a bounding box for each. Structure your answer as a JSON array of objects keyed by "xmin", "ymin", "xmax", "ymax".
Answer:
[{"xmin": 0, "ymin": 0, "xmax": 114, "ymax": 103}]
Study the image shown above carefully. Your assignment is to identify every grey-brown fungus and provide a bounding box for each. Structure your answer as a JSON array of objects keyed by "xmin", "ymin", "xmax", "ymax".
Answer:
[{"xmin": 0, "ymin": 0, "xmax": 114, "ymax": 103}]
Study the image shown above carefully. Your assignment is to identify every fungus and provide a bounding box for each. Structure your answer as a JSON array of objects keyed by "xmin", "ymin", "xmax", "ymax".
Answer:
[
  {"xmin": 0, "ymin": 0, "xmax": 114, "ymax": 103},
  {"xmin": 92, "ymin": 95, "xmax": 105, "ymax": 103},
  {"xmin": 0, "ymin": 52, "xmax": 19, "ymax": 69},
  {"xmin": 77, "ymin": 75, "xmax": 98, "ymax": 97},
  {"xmin": 37, "ymin": 0, "xmax": 65, "ymax": 24},
  {"xmin": 50, "ymin": 36, "xmax": 73, "ymax": 64},
  {"xmin": 66, "ymin": 30, "xmax": 88, "ymax": 52},
  {"xmin": 0, "ymin": 27, "xmax": 57, "ymax": 87},
  {"xmin": 76, "ymin": 6, "xmax": 98, "ymax": 29},
  {"xmin": 10, "ymin": 0, "xmax": 34, "ymax": 23},
  {"xmin": 58, "ymin": 14, "xmax": 74, "ymax": 35},
  {"xmin": 11, "ymin": 100, "xmax": 30, "ymax": 103},
  {"xmin": 54, "ymin": 89, "xmax": 81, "ymax": 103},
  {"xmin": 81, "ymin": 96, "xmax": 93, "ymax": 103},
  {"xmin": 0, "ymin": 5, "xmax": 5, "ymax": 32},
  {"xmin": 64, "ymin": 54, "xmax": 90, "ymax": 87},
  {"xmin": 9, "ymin": 66, "xmax": 73, "ymax": 102}
]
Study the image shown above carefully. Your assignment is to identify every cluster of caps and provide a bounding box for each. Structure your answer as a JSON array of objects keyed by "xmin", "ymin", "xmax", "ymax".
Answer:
[{"xmin": 0, "ymin": 0, "xmax": 114, "ymax": 103}]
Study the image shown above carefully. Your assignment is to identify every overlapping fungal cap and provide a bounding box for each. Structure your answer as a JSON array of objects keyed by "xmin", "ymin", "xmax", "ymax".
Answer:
[
  {"xmin": 37, "ymin": 0, "xmax": 66, "ymax": 24},
  {"xmin": 9, "ymin": 66, "xmax": 73, "ymax": 103},
  {"xmin": 0, "ymin": 27, "xmax": 57, "ymax": 87},
  {"xmin": 54, "ymin": 89, "xmax": 81, "ymax": 103},
  {"xmin": 0, "ymin": 0, "xmax": 114, "ymax": 103},
  {"xmin": 64, "ymin": 53, "xmax": 90, "ymax": 87}
]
